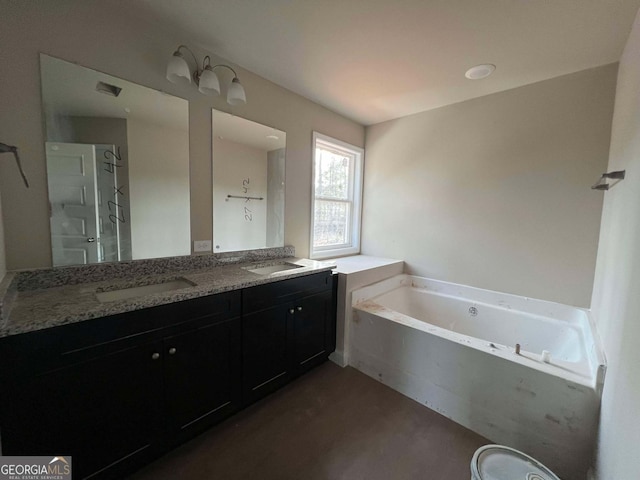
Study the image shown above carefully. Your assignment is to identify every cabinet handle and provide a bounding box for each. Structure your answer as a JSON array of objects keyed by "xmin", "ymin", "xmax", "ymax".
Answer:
[
  {"xmin": 151, "ymin": 352, "xmax": 160, "ymax": 360},
  {"xmin": 289, "ymin": 308, "xmax": 295, "ymax": 314},
  {"xmin": 297, "ymin": 306, "xmax": 303, "ymax": 312},
  {"xmin": 168, "ymin": 347, "xmax": 177, "ymax": 355}
]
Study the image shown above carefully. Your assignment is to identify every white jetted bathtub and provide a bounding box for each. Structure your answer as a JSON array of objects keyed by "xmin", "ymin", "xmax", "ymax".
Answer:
[{"xmin": 351, "ymin": 274, "xmax": 606, "ymax": 480}]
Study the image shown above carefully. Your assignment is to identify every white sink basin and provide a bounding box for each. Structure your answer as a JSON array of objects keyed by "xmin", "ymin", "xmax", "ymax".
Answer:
[
  {"xmin": 96, "ymin": 278, "xmax": 196, "ymax": 303},
  {"xmin": 245, "ymin": 262, "xmax": 303, "ymax": 275}
]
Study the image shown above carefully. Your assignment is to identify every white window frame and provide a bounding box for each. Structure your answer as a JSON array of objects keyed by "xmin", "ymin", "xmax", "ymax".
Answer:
[{"xmin": 310, "ymin": 132, "xmax": 364, "ymax": 259}]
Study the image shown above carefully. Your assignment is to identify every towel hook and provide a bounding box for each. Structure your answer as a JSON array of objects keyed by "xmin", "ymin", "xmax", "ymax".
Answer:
[
  {"xmin": 0, "ymin": 142, "xmax": 29, "ymax": 188},
  {"xmin": 591, "ymin": 170, "xmax": 625, "ymax": 191}
]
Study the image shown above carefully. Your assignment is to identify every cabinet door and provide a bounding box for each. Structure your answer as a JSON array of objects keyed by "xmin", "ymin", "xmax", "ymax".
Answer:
[
  {"xmin": 164, "ymin": 317, "xmax": 241, "ymax": 437},
  {"xmin": 242, "ymin": 304, "xmax": 292, "ymax": 404},
  {"xmin": 1, "ymin": 341, "xmax": 164, "ymax": 480},
  {"xmin": 292, "ymin": 290, "xmax": 333, "ymax": 375}
]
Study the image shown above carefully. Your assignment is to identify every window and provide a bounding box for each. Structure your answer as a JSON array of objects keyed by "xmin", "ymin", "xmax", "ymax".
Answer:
[{"xmin": 310, "ymin": 132, "xmax": 363, "ymax": 259}]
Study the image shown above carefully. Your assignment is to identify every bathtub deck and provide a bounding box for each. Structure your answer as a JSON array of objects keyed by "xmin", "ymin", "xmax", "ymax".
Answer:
[{"xmin": 129, "ymin": 361, "xmax": 489, "ymax": 480}]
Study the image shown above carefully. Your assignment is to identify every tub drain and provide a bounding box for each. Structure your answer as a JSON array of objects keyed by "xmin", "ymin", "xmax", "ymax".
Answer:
[{"xmin": 468, "ymin": 306, "xmax": 478, "ymax": 316}]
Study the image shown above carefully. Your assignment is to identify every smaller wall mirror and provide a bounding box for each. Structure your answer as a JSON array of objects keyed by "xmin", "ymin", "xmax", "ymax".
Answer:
[
  {"xmin": 41, "ymin": 54, "xmax": 191, "ymax": 267},
  {"xmin": 212, "ymin": 110, "xmax": 285, "ymax": 252}
]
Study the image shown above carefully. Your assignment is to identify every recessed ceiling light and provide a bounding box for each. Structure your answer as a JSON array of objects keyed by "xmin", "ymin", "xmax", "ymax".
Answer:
[
  {"xmin": 465, "ymin": 64, "xmax": 496, "ymax": 80},
  {"xmin": 266, "ymin": 134, "xmax": 279, "ymax": 140}
]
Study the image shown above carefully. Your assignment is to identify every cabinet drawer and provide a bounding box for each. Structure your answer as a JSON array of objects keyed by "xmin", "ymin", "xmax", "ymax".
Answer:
[
  {"xmin": 0, "ymin": 290, "xmax": 241, "ymax": 379},
  {"xmin": 160, "ymin": 290, "xmax": 240, "ymax": 334},
  {"xmin": 0, "ymin": 313, "xmax": 162, "ymax": 380},
  {"xmin": 242, "ymin": 271, "xmax": 332, "ymax": 313}
]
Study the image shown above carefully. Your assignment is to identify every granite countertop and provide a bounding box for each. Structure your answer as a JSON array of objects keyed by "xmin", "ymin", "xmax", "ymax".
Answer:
[{"xmin": 0, "ymin": 256, "xmax": 334, "ymax": 339}]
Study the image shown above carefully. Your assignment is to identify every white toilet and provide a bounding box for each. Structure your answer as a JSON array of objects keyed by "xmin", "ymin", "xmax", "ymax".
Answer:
[{"xmin": 471, "ymin": 445, "xmax": 561, "ymax": 480}]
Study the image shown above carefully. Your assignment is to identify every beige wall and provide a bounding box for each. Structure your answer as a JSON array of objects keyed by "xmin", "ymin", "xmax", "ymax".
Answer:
[
  {"xmin": 362, "ymin": 65, "xmax": 617, "ymax": 307},
  {"xmin": 0, "ymin": 0, "xmax": 364, "ymax": 270},
  {"xmin": 127, "ymin": 119, "xmax": 191, "ymax": 259},
  {"xmin": 591, "ymin": 9, "xmax": 640, "ymax": 480}
]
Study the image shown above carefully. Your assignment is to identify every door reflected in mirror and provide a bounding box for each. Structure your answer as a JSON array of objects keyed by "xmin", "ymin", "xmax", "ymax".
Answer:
[
  {"xmin": 41, "ymin": 54, "xmax": 191, "ymax": 266},
  {"xmin": 212, "ymin": 110, "xmax": 286, "ymax": 253}
]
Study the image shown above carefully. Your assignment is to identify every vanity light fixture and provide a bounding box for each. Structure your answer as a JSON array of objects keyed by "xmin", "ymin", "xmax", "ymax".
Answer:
[{"xmin": 166, "ymin": 45, "xmax": 246, "ymax": 105}]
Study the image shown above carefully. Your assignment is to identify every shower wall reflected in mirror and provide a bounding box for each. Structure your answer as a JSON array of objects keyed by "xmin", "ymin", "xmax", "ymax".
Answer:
[{"xmin": 212, "ymin": 109, "xmax": 286, "ymax": 253}]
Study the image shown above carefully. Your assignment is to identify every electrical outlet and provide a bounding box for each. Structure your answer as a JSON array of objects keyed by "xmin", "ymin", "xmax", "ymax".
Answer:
[{"xmin": 193, "ymin": 240, "xmax": 212, "ymax": 253}]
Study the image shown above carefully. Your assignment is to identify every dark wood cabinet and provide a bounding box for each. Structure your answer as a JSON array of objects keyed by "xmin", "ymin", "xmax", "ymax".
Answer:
[
  {"xmin": 242, "ymin": 271, "xmax": 335, "ymax": 404},
  {"xmin": 0, "ymin": 271, "xmax": 336, "ymax": 479},
  {"xmin": 0, "ymin": 290, "xmax": 242, "ymax": 480},
  {"xmin": 292, "ymin": 289, "xmax": 333, "ymax": 376},
  {"xmin": 242, "ymin": 303, "xmax": 292, "ymax": 403},
  {"xmin": 163, "ymin": 316, "xmax": 241, "ymax": 439},
  {"xmin": 1, "ymin": 340, "xmax": 164, "ymax": 479}
]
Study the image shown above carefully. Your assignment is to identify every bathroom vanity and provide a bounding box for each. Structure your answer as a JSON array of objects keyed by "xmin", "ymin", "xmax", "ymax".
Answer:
[
  {"xmin": 0, "ymin": 253, "xmax": 336, "ymax": 479},
  {"xmin": 0, "ymin": 51, "xmax": 337, "ymax": 479}
]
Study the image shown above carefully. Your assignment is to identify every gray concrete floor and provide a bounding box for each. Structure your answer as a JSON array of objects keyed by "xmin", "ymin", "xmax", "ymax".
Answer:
[{"xmin": 129, "ymin": 362, "xmax": 488, "ymax": 480}]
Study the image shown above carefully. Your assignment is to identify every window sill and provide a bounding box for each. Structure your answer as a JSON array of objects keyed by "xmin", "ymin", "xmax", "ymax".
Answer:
[{"xmin": 310, "ymin": 246, "xmax": 360, "ymax": 260}]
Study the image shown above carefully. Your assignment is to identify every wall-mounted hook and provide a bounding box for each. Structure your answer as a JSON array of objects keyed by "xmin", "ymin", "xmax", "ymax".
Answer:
[
  {"xmin": 0, "ymin": 142, "xmax": 30, "ymax": 188},
  {"xmin": 592, "ymin": 170, "xmax": 625, "ymax": 191}
]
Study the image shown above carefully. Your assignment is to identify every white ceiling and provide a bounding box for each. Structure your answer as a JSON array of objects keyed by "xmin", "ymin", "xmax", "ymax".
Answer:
[{"xmin": 130, "ymin": 0, "xmax": 640, "ymax": 125}]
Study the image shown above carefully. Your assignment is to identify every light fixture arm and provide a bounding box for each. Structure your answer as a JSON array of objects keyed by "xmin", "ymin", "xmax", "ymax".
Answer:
[
  {"xmin": 175, "ymin": 45, "xmax": 199, "ymax": 71},
  {"xmin": 182, "ymin": 51, "xmax": 239, "ymax": 85},
  {"xmin": 198, "ymin": 59, "xmax": 240, "ymax": 84},
  {"xmin": 202, "ymin": 55, "xmax": 212, "ymax": 72},
  {"xmin": 210, "ymin": 64, "xmax": 239, "ymax": 79}
]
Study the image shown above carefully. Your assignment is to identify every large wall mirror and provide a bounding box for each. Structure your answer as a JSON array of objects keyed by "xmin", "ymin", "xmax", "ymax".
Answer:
[
  {"xmin": 41, "ymin": 54, "xmax": 190, "ymax": 266},
  {"xmin": 212, "ymin": 110, "xmax": 285, "ymax": 253}
]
